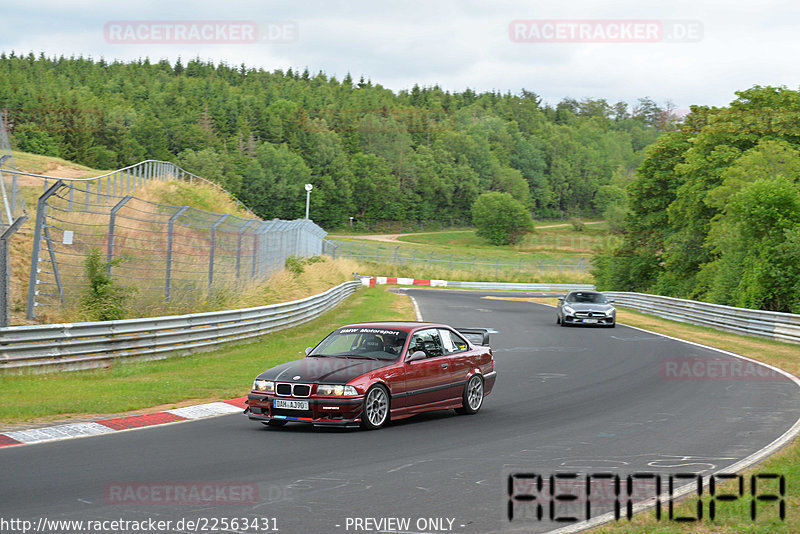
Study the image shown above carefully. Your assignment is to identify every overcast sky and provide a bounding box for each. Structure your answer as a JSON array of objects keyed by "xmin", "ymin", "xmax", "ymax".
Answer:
[{"xmin": 3, "ymin": 0, "xmax": 799, "ymax": 111}]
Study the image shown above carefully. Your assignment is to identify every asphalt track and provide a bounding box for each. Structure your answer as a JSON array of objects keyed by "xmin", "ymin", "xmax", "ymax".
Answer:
[{"xmin": 2, "ymin": 289, "xmax": 799, "ymax": 534}]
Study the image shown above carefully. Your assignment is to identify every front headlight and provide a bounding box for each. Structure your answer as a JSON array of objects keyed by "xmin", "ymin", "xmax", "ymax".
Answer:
[
  {"xmin": 317, "ymin": 384, "xmax": 358, "ymax": 396},
  {"xmin": 563, "ymin": 305, "xmax": 575, "ymax": 315},
  {"xmin": 605, "ymin": 308, "xmax": 615, "ymax": 316},
  {"xmin": 253, "ymin": 379, "xmax": 274, "ymax": 393}
]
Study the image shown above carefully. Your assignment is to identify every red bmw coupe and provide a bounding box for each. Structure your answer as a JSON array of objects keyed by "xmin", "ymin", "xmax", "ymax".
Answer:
[{"xmin": 245, "ymin": 322, "xmax": 496, "ymax": 430}]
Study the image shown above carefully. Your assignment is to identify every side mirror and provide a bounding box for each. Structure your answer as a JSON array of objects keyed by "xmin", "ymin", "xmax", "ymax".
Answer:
[
  {"xmin": 304, "ymin": 347, "xmax": 313, "ymax": 356},
  {"xmin": 557, "ymin": 297, "xmax": 564, "ymax": 301},
  {"xmin": 607, "ymin": 298, "xmax": 615, "ymax": 303},
  {"xmin": 407, "ymin": 351, "xmax": 426, "ymax": 363}
]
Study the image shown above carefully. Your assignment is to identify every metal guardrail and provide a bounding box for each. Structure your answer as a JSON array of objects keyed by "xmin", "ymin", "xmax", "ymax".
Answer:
[
  {"xmin": 359, "ymin": 276, "xmax": 595, "ymax": 292},
  {"xmin": 0, "ymin": 281, "xmax": 361, "ymax": 372},
  {"xmin": 447, "ymin": 281, "xmax": 596, "ymax": 291},
  {"xmin": 604, "ymin": 291, "xmax": 800, "ymax": 344}
]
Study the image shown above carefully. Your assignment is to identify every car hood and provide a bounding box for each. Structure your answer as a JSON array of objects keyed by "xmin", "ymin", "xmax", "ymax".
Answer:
[
  {"xmin": 256, "ymin": 356, "xmax": 395, "ymax": 384},
  {"xmin": 564, "ymin": 302, "xmax": 615, "ymax": 312}
]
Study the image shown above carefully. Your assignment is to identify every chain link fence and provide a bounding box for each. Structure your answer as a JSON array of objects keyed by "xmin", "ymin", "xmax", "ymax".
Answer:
[
  {"xmin": 323, "ymin": 239, "xmax": 589, "ymax": 276},
  {"xmin": 26, "ymin": 178, "xmax": 326, "ymax": 319}
]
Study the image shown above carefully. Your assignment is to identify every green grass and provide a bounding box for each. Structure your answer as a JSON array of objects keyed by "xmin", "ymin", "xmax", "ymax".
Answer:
[
  {"xmin": 331, "ymin": 223, "xmax": 609, "ymax": 265},
  {"xmin": 0, "ymin": 286, "xmax": 415, "ymax": 424},
  {"xmin": 10, "ymin": 150, "xmax": 110, "ymax": 175}
]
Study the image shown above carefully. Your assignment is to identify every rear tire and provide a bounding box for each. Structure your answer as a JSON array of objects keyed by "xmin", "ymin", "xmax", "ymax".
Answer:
[{"xmin": 455, "ymin": 374, "xmax": 484, "ymax": 415}]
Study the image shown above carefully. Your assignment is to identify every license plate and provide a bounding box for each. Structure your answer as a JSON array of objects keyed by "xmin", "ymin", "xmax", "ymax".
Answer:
[
  {"xmin": 273, "ymin": 399, "xmax": 309, "ymax": 410},
  {"xmin": 583, "ymin": 319, "xmax": 597, "ymax": 324}
]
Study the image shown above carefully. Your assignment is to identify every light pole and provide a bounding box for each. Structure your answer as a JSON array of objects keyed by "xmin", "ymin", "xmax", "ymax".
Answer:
[{"xmin": 304, "ymin": 183, "xmax": 313, "ymax": 219}]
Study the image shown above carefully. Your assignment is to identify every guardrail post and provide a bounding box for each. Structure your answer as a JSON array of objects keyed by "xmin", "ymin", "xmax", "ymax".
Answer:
[
  {"xmin": 393, "ymin": 246, "xmax": 399, "ymax": 265},
  {"xmin": 165, "ymin": 206, "xmax": 189, "ymax": 302},
  {"xmin": 27, "ymin": 180, "xmax": 64, "ymax": 319},
  {"xmin": 107, "ymin": 195, "xmax": 133, "ymax": 274},
  {"xmin": 1, "ymin": 215, "xmax": 28, "ymax": 327},
  {"xmin": 208, "ymin": 214, "xmax": 230, "ymax": 292}
]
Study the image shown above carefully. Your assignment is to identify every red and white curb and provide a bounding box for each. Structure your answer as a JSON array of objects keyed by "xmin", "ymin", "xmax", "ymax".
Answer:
[
  {"xmin": 0, "ymin": 397, "xmax": 247, "ymax": 448},
  {"xmin": 360, "ymin": 276, "xmax": 447, "ymax": 287}
]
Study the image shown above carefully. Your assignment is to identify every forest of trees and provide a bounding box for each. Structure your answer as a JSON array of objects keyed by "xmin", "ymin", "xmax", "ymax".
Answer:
[
  {"xmin": 594, "ymin": 86, "xmax": 800, "ymax": 313},
  {"xmin": 0, "ymin": 52, "xmax": 668, "ymax": 229}
]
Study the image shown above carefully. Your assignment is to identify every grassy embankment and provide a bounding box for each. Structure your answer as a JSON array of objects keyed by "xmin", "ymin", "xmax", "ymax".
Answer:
[{"xmin": 6, "ymin": 152, "xmax": 269, "ymax": 324}]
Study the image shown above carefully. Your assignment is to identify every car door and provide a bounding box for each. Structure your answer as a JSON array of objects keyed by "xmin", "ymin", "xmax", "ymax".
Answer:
[
  {"xmin": 437, "ymin": 328, "xmax": 473, "ymax": 400},
  {"xmin": 399, "ymin": 328, "xmax": 453, "ymax": 410}
]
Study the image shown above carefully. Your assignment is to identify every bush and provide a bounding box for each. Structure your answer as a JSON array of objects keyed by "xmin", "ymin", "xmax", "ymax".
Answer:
[
  {"xmin": 285, "ymin": 255, "xmax": 325, "ymax": 276},
  {"xmin": 80, "ymin": 249, "xmax": 138, "ymax": 321},
  {"xmin": 471, "ymin": 192, "xmax": 534, "ymax": 245}
]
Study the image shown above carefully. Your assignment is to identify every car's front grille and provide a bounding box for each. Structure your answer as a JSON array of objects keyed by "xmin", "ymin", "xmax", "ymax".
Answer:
[
  {"xmin": 293, "ymin": 384, "xmax": 311, "ymax": 397},
  {"xmin": 275, "ymin": 383, "xmax": 312, "ymax": 397},
  {"xmin": 575, "ymin": 311, "xmax": 602, "ymax": 318}
]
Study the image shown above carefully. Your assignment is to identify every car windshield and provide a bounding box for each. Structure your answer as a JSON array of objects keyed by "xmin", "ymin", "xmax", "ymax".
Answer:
[
  {"xmin": 309, "ymin": 327, "xmax": 408, "ymax": 360},
  {"xmin": 566, "ymin": 292, "xmax": 608, "ymax": 304}
]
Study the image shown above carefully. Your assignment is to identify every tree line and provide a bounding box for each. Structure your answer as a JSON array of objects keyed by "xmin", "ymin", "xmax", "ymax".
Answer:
[
  {"xmin": 1, "ymin": 52, "xmax": 667, "ymax": 229},
  {"xmin": 594, "ymin": 86, "xmax": 800, "ymax": 313}
]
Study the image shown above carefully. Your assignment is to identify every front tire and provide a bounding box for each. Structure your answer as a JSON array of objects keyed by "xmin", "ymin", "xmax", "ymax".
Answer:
[
  {"xmin": 455, "ymin": 374, "xmax": 484, "ymax": 415},
  {"xmin": 262, "ymin": 420, "xmax": 287, "ymax": 427},
  {"xmin": 361, "ymin": 385, "xmax": 390, "ymax": 430}
]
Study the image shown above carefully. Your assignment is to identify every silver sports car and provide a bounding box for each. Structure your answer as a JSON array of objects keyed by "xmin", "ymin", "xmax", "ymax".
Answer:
[{"xmin": 556, "ymin": 291, "xmax": 616, "ymax": 327}]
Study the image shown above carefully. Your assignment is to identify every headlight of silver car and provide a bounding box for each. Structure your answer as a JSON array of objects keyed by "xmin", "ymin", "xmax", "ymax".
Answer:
[
  {"xmin": 563, "ymin": 305, "xmax": 575, "ymax": 315},
  {"xmin": 253, "ymin": 379, "xmax": 274, "ymax": 393},
  {"xmin": 605, "ymin": 309, "xmax": 615, "ymax": 316},
  {"xmin": 317, "ymin": 384, "xmax": 358, "ymax": 396}
]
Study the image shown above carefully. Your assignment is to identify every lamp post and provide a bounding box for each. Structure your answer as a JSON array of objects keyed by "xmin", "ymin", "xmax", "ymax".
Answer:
[{"xmin": 304, "ymin": 183, "xmax": 313, "ymax": 219}]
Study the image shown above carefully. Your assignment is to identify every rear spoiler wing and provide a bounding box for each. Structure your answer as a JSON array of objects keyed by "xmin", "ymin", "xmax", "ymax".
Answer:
[{"xmin": 455, "ymin": 328, "xmax": 491, "ymax": 346}]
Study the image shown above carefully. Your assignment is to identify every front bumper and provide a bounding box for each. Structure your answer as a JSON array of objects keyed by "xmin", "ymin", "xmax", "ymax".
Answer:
[
  {"xmin": 563, "ymin": 313, "xmax": 615, "ymax": 326},
  {"xmin": 246, "ymin": 392, "xmax": 364, "ymax": 427}
]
